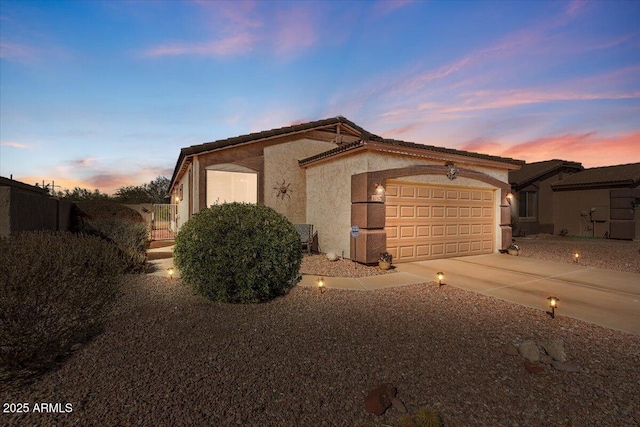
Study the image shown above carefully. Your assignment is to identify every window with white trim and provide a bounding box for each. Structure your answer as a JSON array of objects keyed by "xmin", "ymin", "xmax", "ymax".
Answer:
[{"xmin": 206, "ymin": 169, "xmax": 257, "ymax": 205}]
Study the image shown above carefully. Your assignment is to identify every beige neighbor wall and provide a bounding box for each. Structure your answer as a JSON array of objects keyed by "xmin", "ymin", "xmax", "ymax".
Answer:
[
  {"xmin": 306, "ymin": 151, "xmax": 509, "ymax": 258},
  {"xmin": 263, "ymin": 139, "xmax": 335, "ymax": 224},
  {"xmin": 553, "ymin": 188, "xmax": 610, "ymax": 237},
  {"xmin": 0, "ymin": 183, "xmax": 73, "ymax": 237}
]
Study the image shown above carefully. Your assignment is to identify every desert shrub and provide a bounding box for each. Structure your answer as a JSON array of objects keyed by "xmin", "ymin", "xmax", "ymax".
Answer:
[
  {"xmin": 75, "ymin": 200, "xmax": 146, "ymax": 223},
  {"xmin": 174, "ymin": 203, "xmax": 302, "ymax": 303},
  {"xmin": 0, "ymin": 232, "xmax": 124, "ymax": 381},
  {"xmin": 413, "ymin": 407, "xmax": 443, "ymax": 427},
  {"xmin": 73, "ymin": 201, "xmax": 149, "ymax": 272}
]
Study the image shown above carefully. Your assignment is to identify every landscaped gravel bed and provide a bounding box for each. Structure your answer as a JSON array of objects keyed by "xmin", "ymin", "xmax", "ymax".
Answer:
[
  {"xmin": 301, "ymin": 254, "xmax": 395, "ymax": 278},
  {"xmin": 2, "ymin": 275, "xmax": 639, "ymax": 426},
  {"xmin": 513, "ymin": 235, "xmax": 640, "ymax": 274}
]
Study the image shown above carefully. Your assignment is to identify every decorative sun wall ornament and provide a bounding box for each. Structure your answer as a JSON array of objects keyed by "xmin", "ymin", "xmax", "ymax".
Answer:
[
  {"xmin": 446, "ymin": 164, "xmax": 459, "ymax": 180},
  {"xmin": 273, "ymin": 180, "xmax": 293, "ymax": 200}
]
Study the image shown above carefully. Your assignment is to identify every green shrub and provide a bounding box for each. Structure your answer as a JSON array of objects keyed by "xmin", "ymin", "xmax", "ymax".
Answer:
[
  {"xmin": 0, "ymin": 232, "xmax": 124, "ymax": 381},
  {"xmin": 73, "ymin": 201, "xmax": 149, "ymax": 273},
  {"xmin": 174, "ymin": 203, "xmax": 302, "ymax": 303}
]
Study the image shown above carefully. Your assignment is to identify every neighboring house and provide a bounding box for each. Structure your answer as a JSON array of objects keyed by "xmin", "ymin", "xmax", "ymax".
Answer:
[
  {"xmin": 551, "ymin": 163, "xmax": 640, "ymax": 240},
  {"xmin": 169, "ymin": 116, "xmax": 524, "ymax": 264},
  {"xmin": 509, "ymin": 159, "xmax": 583, "ymax": 236}
]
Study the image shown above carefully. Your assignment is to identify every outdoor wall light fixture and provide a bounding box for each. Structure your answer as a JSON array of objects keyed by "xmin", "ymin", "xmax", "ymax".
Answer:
[
  {"xmin": 574, "ymin": 252, "xmax": 580, "ymax": 263},
  {"xmin": 547, "ymin": 296, "xmax": 559, "ymax": 319},
  {"xmin": 175, "ymin": 195, "xmax": 180, "ymax": 203},
  {"xmin": 436, "ymin": 272, "xmax": 445, "ymax": 287},
  {"xmin": 375, "ymin": 183, "xmax": 385, "ymax": 194},
  {"xmin": 168, "ymin": 267, "xmax": 175, "ymax": 280},
  {"xmin": 317, "ymin": 277, "xmax": 325, "ymax": 293},
  {"xmin": 506, "ymin": 192, "xmax": 514, "ymax": 205}
]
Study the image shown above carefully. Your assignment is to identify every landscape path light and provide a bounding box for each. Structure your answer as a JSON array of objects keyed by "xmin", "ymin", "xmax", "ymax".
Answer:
[
  {"xmin": 547, "ymin": 296, "xmax": 559, "ymax": 319},
  {"xmin": 168, "ymin": 267, "xmax": 175, "ymax": 280},
  {"xmin": 574, "ymin": 252, "xmax": 580, "ymax": 263},
  {"xmin": 316, "ymin": 277, "xmax": 325, "ymax": 294},
  {"xmin": 436, "ymin": 272, "xmax": 445, "ymax": 287}
]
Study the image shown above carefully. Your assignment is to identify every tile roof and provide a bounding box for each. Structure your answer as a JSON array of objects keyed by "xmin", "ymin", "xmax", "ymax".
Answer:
[
  {"xmin": 509, "ymin": 159, "xmax": 583, "ymax": 186},
  {"xmin": 551, "ymin": 162, "xmax": 640, "ymax": 189},
  {"xmin": 171, "ymin": 116, "xmax": 526, "ymax": 189},
  {"xmin": 170, "ymin": 116, "xmax": 365, "ymax": 186},
  {"xmin": 299, "ymin": 136, "xmax": 525, "ymax": 167}
]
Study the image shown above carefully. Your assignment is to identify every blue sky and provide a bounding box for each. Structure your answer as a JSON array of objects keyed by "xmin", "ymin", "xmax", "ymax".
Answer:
[{"xmin": 1, "ymin": 0, "xmax": 639, "ymax": 194}]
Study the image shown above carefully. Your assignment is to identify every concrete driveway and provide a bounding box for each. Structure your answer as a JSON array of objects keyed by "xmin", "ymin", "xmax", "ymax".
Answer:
[{"xmin": 395, "ymin": 254, "xmax": 640, "ymax": 335}]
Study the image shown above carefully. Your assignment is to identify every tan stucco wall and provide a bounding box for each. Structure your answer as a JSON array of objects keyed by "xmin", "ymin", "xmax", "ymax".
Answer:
[
  {"xmin": 553, "ymin": 188, "xmax": 610, "ymax": 237},
  {"xmin": 176, "ymin": 164, "xmax": 190, "ymax": 230},
  {"xmin": 306, "ymin": 154, "xmax": 369, "ymax": 256},
  {"xmin": 306, "ymin": 150, "xmax": 510, "ymax": 258},
  {"xmin": 264, "ymin": 139, "xmax": 335, "ymax": 224}
]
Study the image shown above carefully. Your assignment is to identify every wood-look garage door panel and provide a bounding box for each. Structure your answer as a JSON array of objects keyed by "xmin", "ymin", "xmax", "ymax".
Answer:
[
  {"xmin": 417, "ymin": 226, "xmax": 430, "ymax": 237},
  {"xmin": 400, "ymin": 206, "xmax": 416, "ymax": 218},
  {"xmin": 417, "ymin": 207, "xmax": 430, "ymax": 218},
  {"xmin": 385, "ymin": 181, "xmax": 494, "ymax": 262}
]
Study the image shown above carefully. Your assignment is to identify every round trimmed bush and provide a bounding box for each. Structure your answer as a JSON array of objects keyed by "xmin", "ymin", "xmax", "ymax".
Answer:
[{"xmin": 174, "ymin": 203, "xmax": 302, "ymax": 303}]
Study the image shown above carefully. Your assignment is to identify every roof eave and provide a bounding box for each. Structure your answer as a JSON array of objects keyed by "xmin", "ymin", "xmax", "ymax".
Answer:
[{"xmin": 552, "ymin": 179, "xmax": 636, "ymax": 190}]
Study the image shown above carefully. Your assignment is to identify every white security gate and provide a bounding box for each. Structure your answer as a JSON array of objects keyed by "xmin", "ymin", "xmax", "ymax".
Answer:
[{"xmin": 150, "ymin": 204, "xmax": 177, "ymax": 241}]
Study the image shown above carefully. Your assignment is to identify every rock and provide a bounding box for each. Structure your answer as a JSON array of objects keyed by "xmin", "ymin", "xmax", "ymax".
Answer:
[
  {"xmin": 364, "ymin": 383, "xmax": 396, "ymax": 415},
  {"xmin": 70, "ymin": 343, "xmax": 82, "ymax": 352},
  {"xmin": 502, "ymin": 344, "xmax": 519, "ymax": 356},
  {"xmin": 541, "ymin": 339, "xmax": 567, "ymax": 362},
  {"xmin": 552, "ymin": 360, "xmax": 581, "ymax": 373},
  {"xmin": 539, "ymin": 354, "xmax": 554, "ymax": 364},
  {"xmin": 523, "ymin": 360, "xmax": 544, "ymax": 373},
  {"xmin": 518, "ymin": 340, "xmax": 540, "ymax": 362},
  {"xmin": 391, "ymin": 397, "xmax": 407, "ymax": 414},
  {"xmin": 326, "ymin": 252, "xmax": 339, "ymax": 261}
]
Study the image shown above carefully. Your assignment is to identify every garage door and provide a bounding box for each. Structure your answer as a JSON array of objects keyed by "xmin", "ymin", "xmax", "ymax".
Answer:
[{"xmin": 385, "ymin": 180, "xmax": 494, "ymax": 262}]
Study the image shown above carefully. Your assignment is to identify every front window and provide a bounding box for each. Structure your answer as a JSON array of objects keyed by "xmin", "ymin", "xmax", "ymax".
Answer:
[
  {"xmin": 518, "ymin": 191, "xmax": 537, "ymax": 219},
  {"xmin": 206, "ymin": 170, "xmax": 257, "ymax": 206}
]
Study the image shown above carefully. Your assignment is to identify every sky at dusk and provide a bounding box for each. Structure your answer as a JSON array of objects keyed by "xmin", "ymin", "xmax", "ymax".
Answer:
[{"xmin": 1, "ymin": 0, "xmax": 639, "ymax": 194}]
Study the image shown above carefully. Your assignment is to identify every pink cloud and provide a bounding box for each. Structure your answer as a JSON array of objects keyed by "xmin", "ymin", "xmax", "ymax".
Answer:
[
  {"xmin": 0, "ymin": 41, "xmax": 38, "ymax": 59},
  {"xmin": 273, "ymin": 8, "xmax": 318, "ymax": 56},
  {"xmin": 460, "ymin": 131, "xmax": 640, "ymax": 167},
  {"xmin": 143, "ymin": 33, "xmax": 255, "ymax": 57},
  {"xmin": 437, "ymin": 89, "xmax": 640, "ymax": 114},
  {"xmin": 20, "ymin": 160, "xmax": 174, "ymax": 195},
  {"xmin": 371, "ymin": 0, "xmax": 414, "ymax": 19},
  {"xmin": 1, "ymin": 141, "xmax": 31, "ymax": 149}
]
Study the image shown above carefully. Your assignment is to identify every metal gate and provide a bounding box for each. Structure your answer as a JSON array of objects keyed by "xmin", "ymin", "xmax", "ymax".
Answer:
[{"xmin": 150, "ymin": 204, "xmax": 177, "ymax": 240}]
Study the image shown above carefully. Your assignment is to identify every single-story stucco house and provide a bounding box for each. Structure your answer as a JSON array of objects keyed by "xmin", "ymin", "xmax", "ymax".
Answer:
[
  {"xmin": 509, "ymin": 159, "xmax": 584, "ymax": 236},
  {"xmin": 551, "ymin": 162, "xmax": 640, "ymax": 240},
  {"xmin": 169, "ymin": 116, "xmax": 525, "ymax": 264}
]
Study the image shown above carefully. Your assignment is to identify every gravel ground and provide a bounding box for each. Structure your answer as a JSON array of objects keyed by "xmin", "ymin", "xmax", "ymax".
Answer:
[
  {"xmin": 512, "ymin": 235, "xmax": 640, "ymax": 274},
  {"xmin": 301, "ymin": 254, "xmax": 395, "ymax": 278},
  {"xmin": 2, "ymin": 238, "xmax": 639, "ymax": 426}
]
